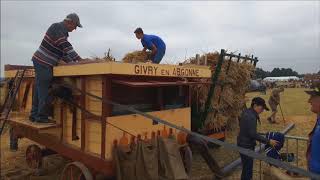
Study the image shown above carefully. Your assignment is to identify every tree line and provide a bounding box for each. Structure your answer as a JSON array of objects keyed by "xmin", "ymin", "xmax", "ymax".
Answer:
[{"xmin": 254, "ymin": 67, "xmax": 302, "ymax": 79}]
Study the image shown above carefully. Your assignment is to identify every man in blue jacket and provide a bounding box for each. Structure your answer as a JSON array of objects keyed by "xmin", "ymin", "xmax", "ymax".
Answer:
[
  {"xmin": 134, "ymin": 27, "xmax": 166, "ymax": 64},
  {"xmin": 305, "ymin": 83, "xmax": 320, "ymax": 176},
  {"xmin": 237, "ymin": 97, "xmax": 279, "ymax": 180}
]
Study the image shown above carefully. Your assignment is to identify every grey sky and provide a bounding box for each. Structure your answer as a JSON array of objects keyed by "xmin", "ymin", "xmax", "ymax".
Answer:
[{"xmin": 1, "ymin": 1, "xmax": 320, "ymax": 75}]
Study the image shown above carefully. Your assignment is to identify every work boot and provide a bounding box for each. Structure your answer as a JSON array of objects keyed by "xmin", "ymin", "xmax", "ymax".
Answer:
[
  {"xmin": 35, "ymin": 118, "xmax": 56, "ymax": 124},
  {"xmin": 29, "ymin": 116, "xmax": 36, "ymax": 122}
]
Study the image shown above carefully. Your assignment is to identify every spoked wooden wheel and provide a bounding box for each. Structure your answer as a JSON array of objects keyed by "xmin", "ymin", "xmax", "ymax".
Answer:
[
  {"xmin": 60, "ymin": 161, "xmax": 93, "ymax": 180},
  {"xmin": 26, "ymin": 144, "xmax": 42, "ymax": 169}
]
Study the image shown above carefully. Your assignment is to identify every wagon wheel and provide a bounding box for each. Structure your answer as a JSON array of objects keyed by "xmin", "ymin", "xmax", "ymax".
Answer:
[
  {"xmin": 60, "ymin": 161, "xmax": 93, "ymax": 180},
  {"xmin": 25, "ymin": 144, "xmax": 42, "ymax": 169}
]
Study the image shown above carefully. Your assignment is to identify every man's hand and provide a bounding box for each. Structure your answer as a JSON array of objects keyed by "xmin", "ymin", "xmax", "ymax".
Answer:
[
  {"xmin": 142, "ymin": 47, "xmax": 147, "ymax": 52},
  {"xmin": 58, "ymin": 60, "xmax": 67, "ymax": 65},
  {"xmin": 269, "ymin": 139, "xmax": 280, "ymax": 148}
]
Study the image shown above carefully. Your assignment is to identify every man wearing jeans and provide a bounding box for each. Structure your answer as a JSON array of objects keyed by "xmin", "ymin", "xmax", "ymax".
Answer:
[
  {"xmin": 237, "ymin": 97, "xmax": 279, "ymax": 180},
  {"xmin": 29, "ymin": 13, "xmax": 83, "ymax": 123},
  {"xmin": 134, "ymin": 27, "xmax": 166, "ymax": 64}
]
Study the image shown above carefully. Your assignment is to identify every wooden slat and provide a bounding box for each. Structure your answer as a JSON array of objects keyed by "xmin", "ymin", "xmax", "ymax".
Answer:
[
  {"xmin": 60, "ymin": 104, "xmax": 64, "ymax": 141},
  {"xmin": 72, "ymin": 106, "xmax": 79, "ymax": 140},
  {"xmin": 101, "ymin": 76, "xmax": 109, "ymax": 159},
  {"xmin": 112, "ymin": 80, "xmax": 209, "ymax": 87},
  {"xmin": 8, "ymin": 118, "xmax": 60, "ymax": 131},
  {"xmin": 80, "ymin": 77, "xmax": 86, "ymax": 151}
]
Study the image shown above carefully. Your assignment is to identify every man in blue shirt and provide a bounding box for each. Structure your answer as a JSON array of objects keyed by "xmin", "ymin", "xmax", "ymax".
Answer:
[
  {"xmin": 134, "ymin": 27, "xmax": 166, "ymax": 64},
  {"xmin": 306, "ymin": 84, "xmax": 320, "ymax": 175}
]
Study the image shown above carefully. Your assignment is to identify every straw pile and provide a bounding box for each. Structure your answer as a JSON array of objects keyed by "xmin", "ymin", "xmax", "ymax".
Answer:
[
  {"xmin": 184, "ymin": 51, "xmax": 255, "ymax": 130},
  {"xmin": 122, "ymin": 51, "xmax": 151, "ymax": 63},
  {"xmin": 90, "ymin": 48, "xmax": 116, "ymax": 62}
]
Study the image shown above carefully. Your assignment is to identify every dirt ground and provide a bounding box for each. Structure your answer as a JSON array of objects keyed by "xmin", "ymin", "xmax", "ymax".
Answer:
[{"xmin": 0, "ymin": 88, "xmax": 317, "ymax": 180}]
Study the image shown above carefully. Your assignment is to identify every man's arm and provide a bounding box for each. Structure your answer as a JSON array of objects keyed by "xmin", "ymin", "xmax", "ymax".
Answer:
[
  {"xmin": 150, "ymin": 44, "xmax": 157, "ymax": 55},
  {"xmin": 54, "ymin": 28, "xmax": 81, "ymax": 63},
  {"xmin": 57, "ymin": 39, "xmax": 81, "ymax": 63}
]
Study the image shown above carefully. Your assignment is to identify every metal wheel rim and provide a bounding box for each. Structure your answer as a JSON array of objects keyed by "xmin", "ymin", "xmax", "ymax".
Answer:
[
  {"xmin": 60, "ymin": 161, "xmax": 93, "ymax": 180},
  {"xmin": 25, "ymin": 144, "xmax": 42, "ymax": 169}
]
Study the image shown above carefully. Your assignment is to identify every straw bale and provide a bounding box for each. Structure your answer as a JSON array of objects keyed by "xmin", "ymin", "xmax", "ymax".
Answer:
[
  {"xmin": 184, "ymin": 51, "xmax": 255, "ymax": 130},
  {"xmin": 122, "ymin": 51, "xmax": 151, "ymax": 63}
]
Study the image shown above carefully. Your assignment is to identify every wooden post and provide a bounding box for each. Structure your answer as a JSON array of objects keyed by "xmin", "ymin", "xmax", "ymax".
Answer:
[
  {"xmin": 80, "ymin": 77, "xmax": 86, "ymax": 151},
  {"xmin": 157, "ymin": 88, "xmax": 164, "ymax": 110},
  {"xmin": 196, "ymin": 54, "xmax": 200, "ymax": 65},
  {"xmin": 71, "ymin": 106, "xmax": 79, "ymax": 140},
  {"xmin": 204, "ymin": 55, "xmax": 208, "ymax": 66},
  {"xmin": 60, "ymin": 104, "xmax": 64, "ymax": 142},
  {"xmin": 101, "ymin": 75, "xmax": 112, "ymax": 159},
  {"xmin": 185, "ymin": 86, "xmax": 191, "ymax": 107},
  {"xmin": 254, "ymin": 57, "xmax": 258, "ymax": 67}
]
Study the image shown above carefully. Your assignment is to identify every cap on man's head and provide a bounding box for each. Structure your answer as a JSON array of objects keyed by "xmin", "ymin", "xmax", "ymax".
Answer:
[
  {"xmin": 134, "ymin": 27, "xmax": 143, "ymax": 34},
  {"xmin": 305, "ymin": 81, "xmax": 320, "ymax": 97},
  {"xmin": 65, "ymin": 13, "xmax": 82, "ymax": 28},
  {"xmin": 251, "ymin": 97, "xmax": 269, "ymax": 111}
]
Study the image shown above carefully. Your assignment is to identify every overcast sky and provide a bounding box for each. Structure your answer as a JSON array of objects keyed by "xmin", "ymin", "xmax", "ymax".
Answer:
[{"xmin": 1, "ymin": 1, "xmax": 319, "ymax": 75}]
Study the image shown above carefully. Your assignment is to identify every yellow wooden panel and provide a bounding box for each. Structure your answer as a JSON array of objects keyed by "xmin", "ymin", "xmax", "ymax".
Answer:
[
  {"xmin": 17, "ymin": 82, "xmax": 26, "ymax": 106},
  {"xmin": 85, "ymin": 120, "xmax": 102, "ymax": 154},
  {"xmin": 86, "ymin": 76, "xmax": 102, "ymax": 91},
  {"xmin": 86, "ymin": 89, "xmax": 102, "ymax": 97},
  {"xmin": 54, "ymin": 63, "xmax": 112, "ymax": 77},
  {"xmin": 63, "ymin": 107, "xmax": 81, "ymax": 148},
  {"xmin": 86, "ymin": 98, "xmax": 102, "ymax": 115},
  {"xmin": 104, "ymin": 107, "xmax": 191, "ymax": 159},
  {"xmin": 24, "ymin": 82, "xmax": 33, "ymax": 112},
  {"xmin": 63, "ymin": 131, "xmax": 81, "ymax": 147},
  {"xmin": 5, "ymin": 69, "xmax": 35, "ymax": 78},
  {"xmin": 52, "ymin": 62, "xmax": 211, "ymax": 78},
  {"xmin": 53, "ymin": 104, "xmax": 61, "ymax": 124},
  {"xmin": 5, "ymin": 62, "xmax": 211, "ymax": 78}
]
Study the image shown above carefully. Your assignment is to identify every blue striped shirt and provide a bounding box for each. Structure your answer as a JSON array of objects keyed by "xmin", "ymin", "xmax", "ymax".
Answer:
[{"xmin": 32, "ymin": 22, "xmax": 80, "ymax": 67}]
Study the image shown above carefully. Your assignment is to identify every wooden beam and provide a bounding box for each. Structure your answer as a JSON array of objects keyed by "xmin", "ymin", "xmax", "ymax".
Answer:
[
  {"xmin": 60, "ymin": 104, "xmax": 64, "ymax": 142},
  {"xmin": 101, "ymin": 75, "xmax": 112, "ymax": 159},
  {"xmin": 196, "ymin": 54, "xmax": 200, "ymax": 65},
  {"xmin": 186, "ymin": 86, "xmax": 191, "ymax": 107},
  {"xmin": 157, "ymin": 87, "xmax": 164, "ymax": 110},
  {"xmin": 16, "ymin": 127, "xmax": 114, "ymax": 177},
  {"xmin": 72, "ymin": 106, "xmax": 79, "ymax": 141},
  {"xmin": 80, "ymin": 77, "xmax": 86, "ymax": 151}
]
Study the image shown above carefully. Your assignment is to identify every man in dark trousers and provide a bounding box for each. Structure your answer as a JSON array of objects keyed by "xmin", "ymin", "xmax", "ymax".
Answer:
[
  {"xmin": 237, "ymin": 97, "xmax": 279, "ymax": 180},
  {"xmin": 134, "ymin": 27, "xmax": 166, "ymax": 64},
  {"xmin": 29, "ymin": 13, "xmax": 83, "ymax": 123}
]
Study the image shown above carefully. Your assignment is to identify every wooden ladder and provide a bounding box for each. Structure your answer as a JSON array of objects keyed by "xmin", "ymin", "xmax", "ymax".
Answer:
[{"xmin": 0, "ymin": 69, "xmax": 26, "ymax": 135}]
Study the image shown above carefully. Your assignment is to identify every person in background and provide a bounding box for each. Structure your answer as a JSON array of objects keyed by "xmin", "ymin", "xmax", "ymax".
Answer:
[
  {"xmin": 134, "ymin": 27, "xmax": 166, "ymax": 64},
  {"xmin": 305, "ymin": 83, "xmax": 320, "ymax": 176},
  {"xmin": 237, "ymin": 97, "xmax": 279, "ymax": 180},
  {"xmin": 267, "ymin": 87, "xmax": 284, "ymax": 124}
]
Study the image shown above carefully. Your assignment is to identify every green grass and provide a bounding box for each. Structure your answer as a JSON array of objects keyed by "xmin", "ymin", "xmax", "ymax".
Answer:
[{"xmin": 246, "ymin": 88, "xmax": 314, "ymax": 118}]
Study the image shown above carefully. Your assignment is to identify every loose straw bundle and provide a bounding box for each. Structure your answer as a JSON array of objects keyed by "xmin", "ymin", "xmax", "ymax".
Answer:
[
  {"xmin": 122, "ymin": 51, "xmax": 151, "ymax": 63},
  {"xmin": 184, "ymin": 51, "xmax": 254, "ymax": 130}
]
